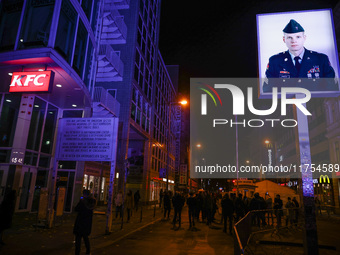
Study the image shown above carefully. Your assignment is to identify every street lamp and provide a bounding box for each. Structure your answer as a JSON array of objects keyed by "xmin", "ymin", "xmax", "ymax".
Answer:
[{"xmin": 166, "ymin": 99, "xmax": 188, "ymax": 191}]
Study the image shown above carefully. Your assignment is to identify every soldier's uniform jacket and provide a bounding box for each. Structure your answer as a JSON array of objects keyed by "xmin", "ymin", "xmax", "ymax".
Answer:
[{"xmin": 263, "ymin": 48, "xmax": 337, "ymax": 93}]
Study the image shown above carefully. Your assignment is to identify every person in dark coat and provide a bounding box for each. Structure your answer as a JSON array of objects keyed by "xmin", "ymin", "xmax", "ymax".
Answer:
[
  {"xmin": 0, "ymin": 189, "xmax": 16, "ymax": 245},
  {"xmin": 73, "ymin": 189, "xmax": 96, "ymax": 255},
  {"xmin": 195, "ymin": 191, "xmax": 204, "ymax": 222},
  {"xmin": 134, "ymin": 190, "xmax": 141, "ymax": 212},
  {"xmin": 205, "ymin": 191, "xmax": 214, "ymax": 226},
  {"xmin": 235, "ymin": 193, "xmax": 245, "ymax": 222},
  {"xmin": 274, "ymin": 194, "xmax": 283, "ymax": 227},
  {"xmin": 163, "ymin": 191, "xmax": 171, "ymax": 219},
  {"xmin": 186, "ymin": 192, "xmax": 196, "ymax": 229},
  {"xmin": 292, "ymin": 197, "xmax": 299, "ymax": 224},
  {"xmin": 125, "ymin": 190, "xmax": 134, "ymax": 223},
  {"xmin": 172, "ymin": 192, "xmax": 185, "ymax": 229},
  {"xmin": 221, "ymin": 193, "xmax": 234, "ymax": 234},
  {"xmin": 159, "ymin": 189, "xmax": 164, "ymax": 208},
  {"xmin": 250, "ymin": 193, "xmax": 261, "ymax": 226}
]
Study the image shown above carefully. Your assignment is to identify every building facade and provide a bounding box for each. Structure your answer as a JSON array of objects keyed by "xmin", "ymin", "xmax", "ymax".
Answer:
[
  {"xmin": 95, "ymin": 0, "xmax": 180, "ymax": 203},
  {"xmin": 0, "ymin": 0, "xmax": 107, "ymax": 212}
]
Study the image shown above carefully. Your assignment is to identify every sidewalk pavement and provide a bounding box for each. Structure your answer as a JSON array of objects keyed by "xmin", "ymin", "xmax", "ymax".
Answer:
[
  {"xmin": 245, "ymin": 214, "xmax": 340, "ymax": 255},
  {"xmin": 0, "ymin": 204, "xmax": 163, "ymax": 255}
]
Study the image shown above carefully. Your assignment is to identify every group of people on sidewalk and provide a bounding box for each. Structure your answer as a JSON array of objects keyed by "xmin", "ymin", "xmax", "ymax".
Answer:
[
  {"xmin": 159, "ymin": 190, "xmax": 303, "ymax": 235},
  {"xmin": 114, "ymin": 189, "xmax": 141, "ymax": 222}
]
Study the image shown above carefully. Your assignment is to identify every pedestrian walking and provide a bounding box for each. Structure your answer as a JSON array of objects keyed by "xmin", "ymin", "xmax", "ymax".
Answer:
[
  {"xmin": 285, "ymin": 197, "xmax": 295, "ymax": 226},
  {"xmin": 172, "ymin": 192, "xmax": 185, "ymax": 229},
  {"xmin": 159, "ymin": 189, "xmax": 164, "ymax": 209},
  {"xmin": 195, "ymin": 191, "xmax": 204, "ymax": 222},
  {"xmin": 187, "ymin": 192, "xmax": 196, "ymax": 229},
  {"xmin": 221, "ymin": 193, "xmax": 234, "ymax": 235},
  {"xmin": 292, "ymin": 197, "xmax": 299, "ymax": 224},
  {"xmin": 235, "ymin": 193, "xmax": 245, "ymax": 222},
  {"xmin": 258, "ymin": 195, "xmax": 267, "ymax": 226},
  {"xmin": 216, "ymin": 193, "xmax": 223, "ymax": 224},
  {"xmin": 163, "ymin": 191, "xmax": 171, "ymax": 219},
  {"xmin": 205, "ymin": 192, "xmax": 214, "ymax": 226},
  {"xmin": 243, "ymin": 195, "xmax": 250, "ymax": 213},
  {"xmin": 134, "ymin": 190, "xmax": 141, "ymax": 212},
  {"xmin": 115, "ymin": 190, "xmax": 123, "ymax": 219},
  {"xmin": 73, "ymin": 189, "xmax": 96, "ymax": 255},
  {"xmin": 0, "ymin": 189, "xmax": 16, "ymax": 245},
  {"xmin": 265, "ymin": 193, "xmax": 274, "ymax": 225},
  {"xmin": 249, "ymin": 193, "xmax": 260, "ymax": 226},
  {"xmin": 125, "ymin": 190, "xmax": 134, "ymax": 222},
  {"xmin": 274, "ymin": 194, "xmax": 283, "ymax": 227}
]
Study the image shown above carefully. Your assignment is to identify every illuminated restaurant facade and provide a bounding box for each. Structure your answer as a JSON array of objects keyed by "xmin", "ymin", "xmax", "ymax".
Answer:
[
  {"xmin": 0, "ymin": 0, "xmax": 105, "ymax": 212},
  {"xmin": 0, "ymin": 0, "xmax": 182, "ymax": 213}
]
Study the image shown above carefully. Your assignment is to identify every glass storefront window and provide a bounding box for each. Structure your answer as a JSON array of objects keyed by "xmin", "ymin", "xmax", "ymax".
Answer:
[
  {"xmin": 0, "ymin": 0, "xmax": 24, "ymax": 51},
  {"xmin": 26, "ymin": 97, "xmax": 46, "ymax": 152},
  {"xmin": 73, "ymin": 19, "xmax": 88, "ymax": 77},
  {"xmin": 0, "ymin": 94, "xmax": 20, "ymax": 147},
  {"xmin": 18, "ymin": 0, "xmax": 54, "ymax": 49},
  {"xmin": 55, "ymin": 0, "xmax": 77, "ymax": 63},
  {"xmin": 41, "ymin": 104, "xmax": 58, "ymax": 154}
]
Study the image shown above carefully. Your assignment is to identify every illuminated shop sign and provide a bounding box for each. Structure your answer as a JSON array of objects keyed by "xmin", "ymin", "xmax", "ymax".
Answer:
[
  {"xmin": 9, "ymin": 71, "xmax": 54, "ymax": 92},
  {"xmin": 319, "ymin": 175, "xmax": 330, "ymax": 184}
]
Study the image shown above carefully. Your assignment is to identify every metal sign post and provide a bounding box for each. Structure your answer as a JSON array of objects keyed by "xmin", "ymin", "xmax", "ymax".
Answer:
[{"xmin": 106, "ymin": 160, "xmax": 116, "ymax": 234}]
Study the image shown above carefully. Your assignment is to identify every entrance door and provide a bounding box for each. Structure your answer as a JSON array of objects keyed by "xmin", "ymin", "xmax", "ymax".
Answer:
[{"xmin": 16, "ymin": 166, "xmax": 37, "ymax": 212}]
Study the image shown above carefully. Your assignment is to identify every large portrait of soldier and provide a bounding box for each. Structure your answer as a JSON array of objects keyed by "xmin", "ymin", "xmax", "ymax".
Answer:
[{"xmin": 257, "ymin": 9, "xmax": 340, "ymax": 97}]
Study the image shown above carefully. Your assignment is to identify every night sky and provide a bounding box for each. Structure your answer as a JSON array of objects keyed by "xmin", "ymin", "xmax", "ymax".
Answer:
[{"xmin": 159, "ymin": 0, "xmax": 339, "ymax": 95}]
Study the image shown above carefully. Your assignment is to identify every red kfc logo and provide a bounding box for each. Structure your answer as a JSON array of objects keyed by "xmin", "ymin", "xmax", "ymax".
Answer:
[{"xmin": 9, "ymin": 71, "xmax": 54, "ymax": 92}]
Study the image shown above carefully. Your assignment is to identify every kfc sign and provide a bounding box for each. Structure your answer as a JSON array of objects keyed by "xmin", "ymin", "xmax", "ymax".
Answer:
[{"xmin": 9, "ymin": 71, "xmax": 54, "ymax": 92}]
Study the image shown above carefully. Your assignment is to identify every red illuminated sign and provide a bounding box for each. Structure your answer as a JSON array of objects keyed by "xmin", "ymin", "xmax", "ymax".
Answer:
[{"xmin": 9, "ymin": 71, "xmax": 54, "ymax": 92}]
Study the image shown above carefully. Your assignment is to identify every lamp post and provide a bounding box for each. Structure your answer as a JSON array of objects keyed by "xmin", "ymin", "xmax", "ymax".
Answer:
[{"xmin": 166, "ymin": 99, "xmax": 187, "ymax": 191}]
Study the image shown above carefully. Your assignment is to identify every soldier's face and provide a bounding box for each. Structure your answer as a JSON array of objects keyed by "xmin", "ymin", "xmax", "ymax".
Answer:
[{"xmin": 283, "ymin": 32, "xmax": 306, "ymax": 53}]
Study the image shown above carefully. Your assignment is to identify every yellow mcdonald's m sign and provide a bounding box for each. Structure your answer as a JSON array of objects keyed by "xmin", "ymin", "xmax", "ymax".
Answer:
[{"xmin": 319, "ymin": 175, "xmax": 330, "ymax": 184}]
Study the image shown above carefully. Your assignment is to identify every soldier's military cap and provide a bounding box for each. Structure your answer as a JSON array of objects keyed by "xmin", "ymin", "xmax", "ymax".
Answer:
[{"xmin": 283, "ymin": 19, "xmax": 304, "ymax": 33}]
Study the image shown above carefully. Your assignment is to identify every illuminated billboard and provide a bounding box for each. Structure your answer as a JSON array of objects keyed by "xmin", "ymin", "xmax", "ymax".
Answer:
[
  {"xmin": 257, "ymin": 9, "xmax": 340, "ymax": 97},
  {"xmin": 9, "ymin": 71, "xmax": 54, "ymax": 93}
]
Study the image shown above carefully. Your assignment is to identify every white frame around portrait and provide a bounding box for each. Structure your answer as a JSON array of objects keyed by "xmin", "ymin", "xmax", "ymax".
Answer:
[{"xmin": 257, "ymin": 9, "xmax": 340, "ymax": 97}]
